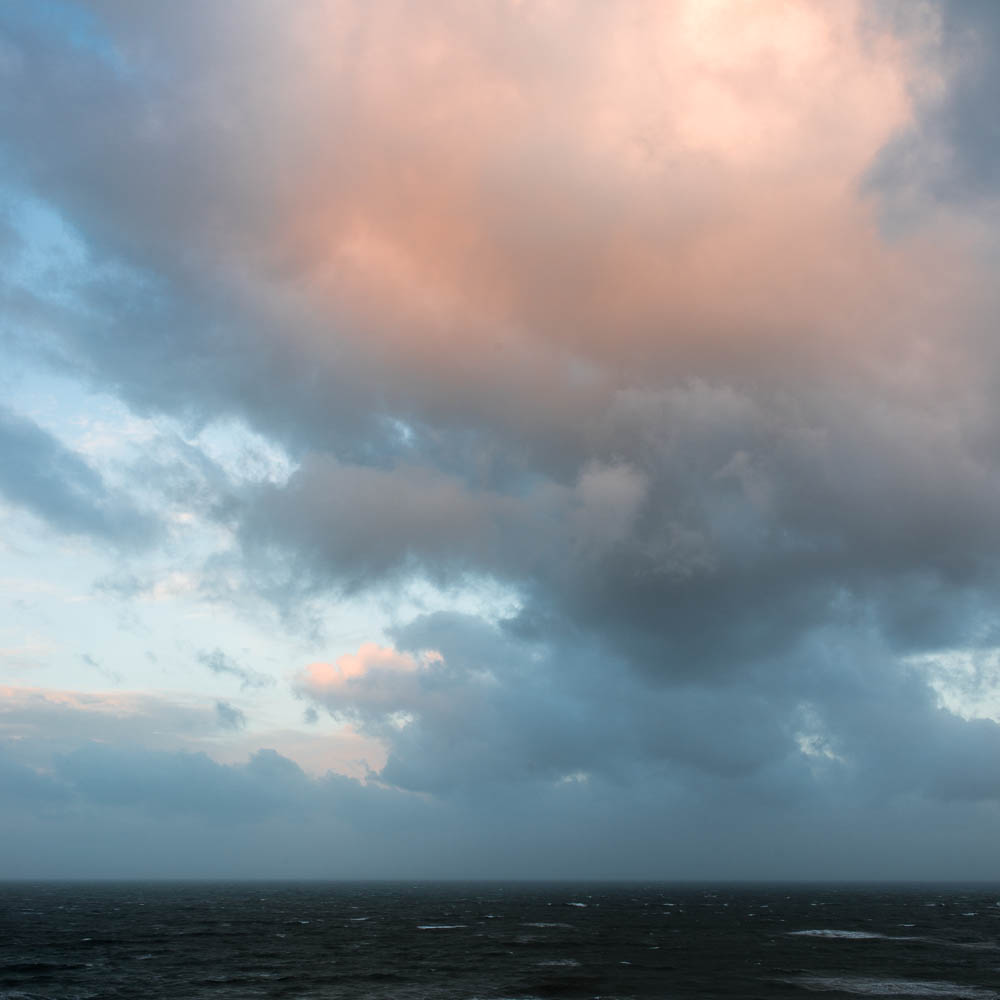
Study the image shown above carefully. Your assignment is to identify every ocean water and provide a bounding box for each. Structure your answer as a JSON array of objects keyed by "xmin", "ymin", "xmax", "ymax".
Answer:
[{"xmin": 1, "ymin": 882, "xmax": 998, "ymax": 999}]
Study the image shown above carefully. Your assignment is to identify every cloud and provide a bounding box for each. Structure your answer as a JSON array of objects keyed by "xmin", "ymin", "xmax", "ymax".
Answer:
[
  {"xmin": 198, "ymin": 648, "xmax": 273, "ymax": 691},
  {"xmin": 0, "ymin": 743, "xmax": 67, "ymax": 808},
  {"xmin": 300, "ymin": 642, "xmax": 420, "ymax": 692},
  {"xmin": 0, "ymin": 685, "xmax": 240, "ymax": 761},
  {"xmin": 292, "ymin": 614, "xmax": 1000, "ymax": 811},
  {"xmin": 3, "ymin": 0, "xmax": 1000, "ymax": 876},
  {"xmin": 214, "ymin": 699, "xmax": 246, "ymax": 731},
  {"xmin": 0, "ymin": 405, "xmax": 156, "ymax": 545},
  {"xmin": 3, "ymin": 728, "xmax": 1000, "ymax": 880},
  {"xmin": 53, "ymin": 743, "xmax": 309, "ymax": 821},
  {"xmin": 80, "ymin": 652, "xmax": 123, "ymax": 685},
  {"xmin": 868, "ymin": 0, "xmax": 1000, "ymax": 213},
  {"xmin": 0, "ymin": 1, "xmax": 960, "ymax": 434}
]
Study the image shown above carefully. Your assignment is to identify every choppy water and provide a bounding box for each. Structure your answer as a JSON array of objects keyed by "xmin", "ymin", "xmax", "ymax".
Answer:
[{"xmin": 1, "ymin": 882, "xmax": 999, "ymax": 999}]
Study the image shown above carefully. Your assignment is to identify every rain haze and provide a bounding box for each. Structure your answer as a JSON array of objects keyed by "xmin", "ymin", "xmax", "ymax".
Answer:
[{"xmin": 2, "ymin": 0, "xmax": 1000, "ymax": 880}]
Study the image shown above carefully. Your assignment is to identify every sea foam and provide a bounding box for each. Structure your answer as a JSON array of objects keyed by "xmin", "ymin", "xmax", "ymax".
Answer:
[
  {"xmin": 791, "ymin": 975, "xmax": 999, "ymax": 998},
  {"xmin": 790, "ymin": 929, "xmax": 904, "ymax": 940}
]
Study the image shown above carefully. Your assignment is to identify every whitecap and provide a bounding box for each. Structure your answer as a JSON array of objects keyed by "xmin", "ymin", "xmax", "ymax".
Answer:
[
  {"xmin": 789, "ymin": 929, "xmax": 893, "ymax": 940},
  {"xmin": 789, "ymin": 974, "xmax": 998, "ymax": 997},
  {"xmin": 565, "ymin": 902, "xmax": 588, "ymax": 908},
  {"xmin": 537, "ymin": 958, "xmax": 580, "ymax": 967},
  {"xmin": 417, "ymin": 924, "xmax": 466, "ymax": 930},
  {"xmin": 941, "ymin": 940, "xmax": 1000, "ymax": 952},
  {"xmin": 522, "ymin": 922, "xmax": 573, "ymax": 928}
]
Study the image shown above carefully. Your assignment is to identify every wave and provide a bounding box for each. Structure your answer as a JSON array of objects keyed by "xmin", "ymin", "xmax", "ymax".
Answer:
[
  {"xmin": 789, "ymin": 929, "xmax": 913, "ymax": 940},
  {"xmin": 789, "ymin": 974, "xmax": 999, "ymax": 998}
]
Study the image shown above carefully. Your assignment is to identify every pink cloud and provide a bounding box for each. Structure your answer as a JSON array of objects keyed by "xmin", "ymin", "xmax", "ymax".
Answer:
[
  {"xmin": 303, "ymin": 642, "xmax": 420, "ymax": 691},
  {"xmin": 256, "ymin": 0, "xmax": 962, "ymax": 396}
]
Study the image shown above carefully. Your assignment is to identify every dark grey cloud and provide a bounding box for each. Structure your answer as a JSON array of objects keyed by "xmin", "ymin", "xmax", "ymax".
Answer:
[
  {"xmin": 3, "ymin": 732, "xmax": 1000, "ymax": 880},
  {"xmin": 291, "ymin": 609, "xmax": 1000, "ymax": 818},
  {"xmin": 869, "ymin": 0, "xmax": 1000, "ymax": 212},
  {"xmin": 0, "ymin": 405, "xmax": 156, "ymax": 544},
  {"xmin": 251, "ymin": 382, "xmax": 1000, "ymax": 693},
  {"xmin": 54, "ymin": 743, "xmax": 308, "ymax": 822}
]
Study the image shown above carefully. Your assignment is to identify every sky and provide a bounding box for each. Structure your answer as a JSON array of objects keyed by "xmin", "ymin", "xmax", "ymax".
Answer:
[{"xmin": 2, "ymin": 0, "xmax": 1000, "ymax": 880}]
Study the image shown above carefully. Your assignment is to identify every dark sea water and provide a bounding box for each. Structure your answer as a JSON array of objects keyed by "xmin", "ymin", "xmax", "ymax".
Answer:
[{"xmin": 1, "ymin": 882, "xmax": 999, "ymax": 999}]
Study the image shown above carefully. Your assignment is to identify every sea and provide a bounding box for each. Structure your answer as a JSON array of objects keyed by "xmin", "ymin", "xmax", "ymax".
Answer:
[{"xmin": 1, "ymin": 882, "xmax": 998, "ymax": 999}]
